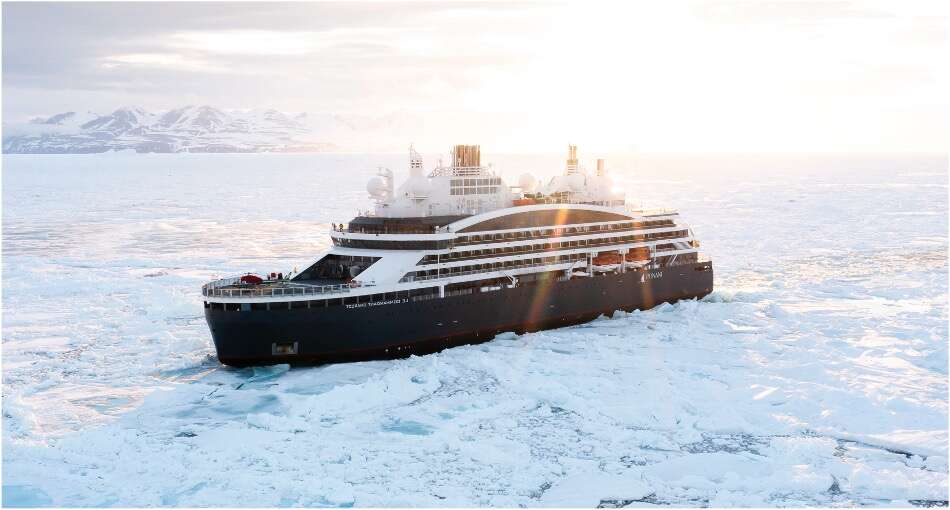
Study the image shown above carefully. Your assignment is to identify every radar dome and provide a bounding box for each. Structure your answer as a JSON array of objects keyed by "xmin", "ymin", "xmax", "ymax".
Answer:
[
  {"xmin": 403, "ymin": 175, "xmax": 432, "ymax": 198},
  {"xmin": 518, "ymin": 173, "xmax": 538, "ymax": 193},
  {"xmin": 366, "ymin": 176, "xmax": 389, "ymax": 198},
  {"xmin": 567, "ymin": 173, "xmax": 586, "ymax": 192}
]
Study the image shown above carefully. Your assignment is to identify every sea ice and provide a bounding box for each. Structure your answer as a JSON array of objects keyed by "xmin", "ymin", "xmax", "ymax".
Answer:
[{"xmin": 2, "ymin": 152, "xmax": 947, "ymax": 506}]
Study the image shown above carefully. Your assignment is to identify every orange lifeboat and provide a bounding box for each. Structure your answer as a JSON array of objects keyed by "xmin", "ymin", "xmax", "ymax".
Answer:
[
  {"xmin": 592, "ymin": 251, "xmax": 622, "ymax": 265},
  {"xmin": 625, "ymin": 247, "xmax": 651, "ymax": 262}
]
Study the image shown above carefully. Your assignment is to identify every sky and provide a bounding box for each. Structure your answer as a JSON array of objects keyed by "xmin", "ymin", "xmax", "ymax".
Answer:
[{"xmin": 2, "ymin": 1, "xmax": 947, "ymax": 153}]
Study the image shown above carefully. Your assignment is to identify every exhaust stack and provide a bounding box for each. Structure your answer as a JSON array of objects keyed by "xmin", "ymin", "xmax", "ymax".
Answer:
[
  {"xmin": 453, "ymin": 145, "xmax": 481, "ymax": 168},
  {"xmin": 566, "ymin": 144, "xmax": 579, "ymax": 175}
]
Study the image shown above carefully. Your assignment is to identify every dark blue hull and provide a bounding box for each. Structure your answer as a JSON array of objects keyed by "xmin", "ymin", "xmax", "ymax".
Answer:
[{"xmin": 205, "ymin": 262, "xmax": 713, "ymax": 366}]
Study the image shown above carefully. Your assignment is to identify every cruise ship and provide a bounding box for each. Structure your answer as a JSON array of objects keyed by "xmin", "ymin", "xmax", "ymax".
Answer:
[{"xmin": 203, "ymin": 145, "xmax": 713, "ymax": 366}]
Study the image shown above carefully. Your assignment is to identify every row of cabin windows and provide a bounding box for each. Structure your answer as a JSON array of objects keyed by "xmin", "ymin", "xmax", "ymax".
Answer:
[
  {"xmin": 334, "ymin": 238, "xmax": 450, "ymax": 250},
  {"xmin": 407, "ymin": 253, "xmax": 589, "ymax": 280},
  {"xmin": 346, "ymin": 224, "xmax": 439, "ymax": 234},
  {"xmin": 450, "ymin": 178, "xmax": 502, "ymax": 186},
  {"xmin": 419, "ymin": 230, "xmax": 688, "ymax": 265},
  {"xmin": 450, "ymin": 186, "xmax": 499, "ymax": 196},
  {"xmin": 454, "ymin": 220, "xmax": 673, "ymax": 245},
  {"xmin": 205, "ymin": 288, "xmax": 440, "ymax": 311},
  {"xmin": 416, "ymin": 271, "xmax": 566, "ymax": 297},
  {"xmin": 333, "ymin": 223, "xmax": 678, "ymax": 252}
]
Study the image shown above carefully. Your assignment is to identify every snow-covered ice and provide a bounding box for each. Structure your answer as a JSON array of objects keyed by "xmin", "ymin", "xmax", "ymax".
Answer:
[{"xmin": 2, "ymin": 153, "xmax": 947, "ymax": 506}]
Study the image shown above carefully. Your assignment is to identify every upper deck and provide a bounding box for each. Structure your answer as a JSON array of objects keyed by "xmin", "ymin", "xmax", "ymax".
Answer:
[
  {"xmin": 364, "ymin": 144, "xmax": 626, "ymax": 220},
  {"xmin": 330, "ymin": 203, "xmax": 681, "ymax": 250},
  {"xmin": 202, "ymin": 275, "xmax": 373, "ymax": 299},
  {"xmin": 344, "ymin": 214, "xmax": 469, "ymax": 235},
  {"xmin": 203, "ymin": 144, "xmax": 708, "ymax": 303}
]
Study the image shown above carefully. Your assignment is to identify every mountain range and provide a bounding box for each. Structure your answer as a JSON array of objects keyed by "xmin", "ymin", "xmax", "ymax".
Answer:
[{"xmin": 2, "ymin": 106, "xmax": 425, "ymax": 154}]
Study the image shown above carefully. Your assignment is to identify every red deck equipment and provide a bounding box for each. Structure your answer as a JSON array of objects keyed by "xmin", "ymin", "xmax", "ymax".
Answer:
[{"xmin": 240, "ymin": 274, "xmax": 263, "ymax": 284}]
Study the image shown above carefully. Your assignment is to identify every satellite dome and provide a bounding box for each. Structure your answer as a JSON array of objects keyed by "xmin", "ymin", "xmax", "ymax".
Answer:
[
  {"xmin": 518, "ymin": 173, "xmax": 538, "ymax": 193},
  {"xmin": 403, "ymin": 175, "xmax": 431, "ymax": 198},
  {"xmin": 567, "ymin": 173, "xmax": 586, "ymax": 192},
  {"xmin": 366, "ymin": 176, "xmax": 389, "ymax": 198}
]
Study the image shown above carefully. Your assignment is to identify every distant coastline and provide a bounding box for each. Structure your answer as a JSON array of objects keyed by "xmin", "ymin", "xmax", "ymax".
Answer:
[{"xmin": 1, "ymin": 105, "xmax": 426, "ymax": 154}]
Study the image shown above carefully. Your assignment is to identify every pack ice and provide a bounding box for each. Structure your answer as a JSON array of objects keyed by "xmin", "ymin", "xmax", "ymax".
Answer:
[{"xmin": 2, "ymin": 153, "xmax": 947, "ymax": 507}]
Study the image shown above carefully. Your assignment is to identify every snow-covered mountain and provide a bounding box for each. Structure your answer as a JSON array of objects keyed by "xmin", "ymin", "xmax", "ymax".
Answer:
[{"xmin": 2, "ymin": 106, "xmax": 358, "ymax": 153}]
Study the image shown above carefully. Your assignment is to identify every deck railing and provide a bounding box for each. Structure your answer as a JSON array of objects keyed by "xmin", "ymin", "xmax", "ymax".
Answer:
[
  {"xmin": 625, "ymin": 206, "xmax": 678, "ymax": 217},
  {"xmin": 201, "ymin": 277, "xmax": 375, "ymax": 298},
  {"xmin": 399, "ymin": 259, "xmax": 586, "ymax": 283}
]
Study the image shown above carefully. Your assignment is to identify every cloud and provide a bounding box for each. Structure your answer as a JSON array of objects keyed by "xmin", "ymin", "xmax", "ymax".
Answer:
[
  {"xmin": 99, "ymin": 53, "xmax": 221, "ymax": 72},
  {"xmin": 2, "ymin": 1, "xmax": 946, "ymax": 152},
  {"xmin": 168, "ymin": 30, "xmax": 322, "ymax": 57},
  {"xmin": 692, "ymin": 0, "xmax": 895, "ymax": 25}
]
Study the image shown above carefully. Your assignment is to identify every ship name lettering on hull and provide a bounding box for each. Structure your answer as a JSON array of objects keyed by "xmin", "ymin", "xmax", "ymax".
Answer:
[{"xmin": 346, "ymin": 298, "xmax": 409, "ymax": 310}]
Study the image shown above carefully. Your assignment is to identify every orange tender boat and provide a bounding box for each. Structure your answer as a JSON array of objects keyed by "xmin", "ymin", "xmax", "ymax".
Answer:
[
  {"xmin": 625, "ymin": 247, "xmax": 651, "ymax": 262},
  {"xmin": 592, "ymin": 251, "xmax": 622, "ymax": 265}
]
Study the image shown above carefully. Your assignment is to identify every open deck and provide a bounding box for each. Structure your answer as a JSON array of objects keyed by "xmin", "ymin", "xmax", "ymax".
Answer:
[{"xmin": 201, "ymin": 276, "xmax": 374, "ymax": 298}]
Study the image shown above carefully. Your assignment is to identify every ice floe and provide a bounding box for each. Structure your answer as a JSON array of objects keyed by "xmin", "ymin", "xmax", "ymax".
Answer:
[{"xmin": 2, "ymin": 153, "xmax": 947, "ymax": 506}]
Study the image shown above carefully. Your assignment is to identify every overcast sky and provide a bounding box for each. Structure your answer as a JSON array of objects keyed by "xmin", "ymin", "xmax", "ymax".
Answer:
[{"xmin": 3, "ymin": 1, "xmax": 947, "ymax": 152}]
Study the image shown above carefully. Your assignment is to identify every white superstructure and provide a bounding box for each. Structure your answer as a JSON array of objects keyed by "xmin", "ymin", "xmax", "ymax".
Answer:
[
  {"xmin": 367, "ymin": 144, "xmax": 623, "ymax": 218},
  {"xmin": 203, "ymin": 144, "xmax": 707, "ymax": 306}
]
